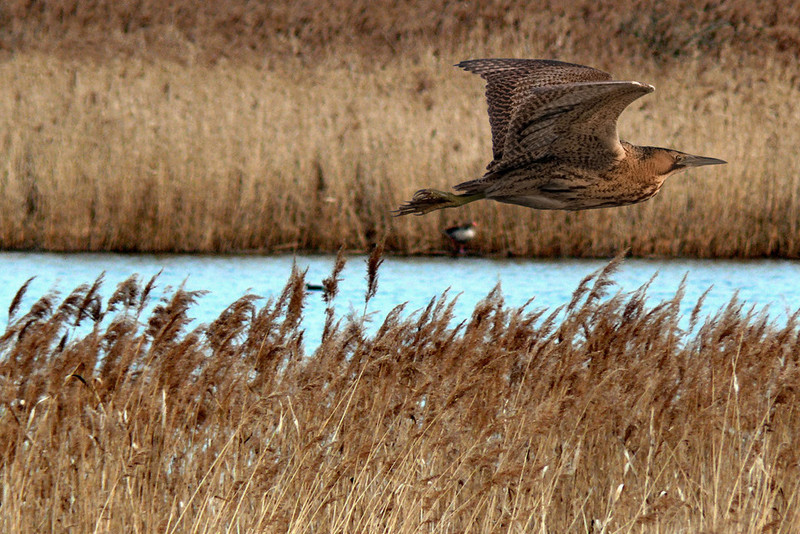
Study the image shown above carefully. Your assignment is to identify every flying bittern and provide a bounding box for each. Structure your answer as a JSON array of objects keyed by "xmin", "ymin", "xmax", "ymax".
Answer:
[{"xmin": 395, "ymin": 59, "xmax": 726, "ymax": 216}]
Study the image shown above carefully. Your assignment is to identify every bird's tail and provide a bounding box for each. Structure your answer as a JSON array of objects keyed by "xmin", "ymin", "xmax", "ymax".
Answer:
[{"xmin": 393, "ymin": 189, "xmax": 485, "ymax": 217}]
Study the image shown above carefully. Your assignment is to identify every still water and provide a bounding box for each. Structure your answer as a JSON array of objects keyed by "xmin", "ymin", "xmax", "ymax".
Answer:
[{"xmin": 1, "ymin": 252, "xmax": 799, "ymax": 346}]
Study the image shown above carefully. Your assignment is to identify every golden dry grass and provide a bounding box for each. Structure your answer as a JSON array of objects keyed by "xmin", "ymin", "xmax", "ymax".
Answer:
[
  {"xmin": 1, "ymin": 255, "xmax": 799, "ymax": 532},
  {"xmin": 0, "ymin": 1, "xmax": 799, "ymax": 256}
]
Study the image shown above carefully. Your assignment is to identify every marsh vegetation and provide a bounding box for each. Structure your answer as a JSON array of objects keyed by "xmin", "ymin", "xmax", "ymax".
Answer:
[
  {"xmin": 1, "ymin": 254, "xmax": 799, "ymax": 532},
  {"xmin": 2, "ymin": 4, "xmax": 800, "ymax": 531},
  {"xmin": 0, "ymin": 1, "xmax": 799, "ymax": 256}
]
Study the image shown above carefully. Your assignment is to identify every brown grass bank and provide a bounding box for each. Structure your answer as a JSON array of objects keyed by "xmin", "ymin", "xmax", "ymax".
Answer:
[
  {"xmin": 3, "ymin": 0, "xmax": 800, "ymax": 63},
  {"xmin": 1, "ymin": 256, "xmax": 799, "ymax": 532},
  {"xmin": 0, "ymin": 2, "xmax": 799, "ymax": 256}
]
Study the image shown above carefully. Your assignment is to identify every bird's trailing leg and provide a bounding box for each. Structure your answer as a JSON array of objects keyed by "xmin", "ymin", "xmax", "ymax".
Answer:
[
  {"xmin": 394, "ymin": 189, "xmax": 485, "ymax": 216},
  {"xmin": 449, "ymin": 239, "xmax": 467, "ymax": 255}
]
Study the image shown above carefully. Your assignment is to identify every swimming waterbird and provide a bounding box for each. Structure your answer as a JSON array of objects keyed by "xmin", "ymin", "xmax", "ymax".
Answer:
[{"xmin": 444, "ymin": 221, "xmax": 477, "ymax": 254}]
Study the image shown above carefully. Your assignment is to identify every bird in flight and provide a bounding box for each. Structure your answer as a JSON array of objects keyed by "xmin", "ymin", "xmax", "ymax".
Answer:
[{"xmin": 395, "ymin": 59, "xmax": 726, "ymax": 216}]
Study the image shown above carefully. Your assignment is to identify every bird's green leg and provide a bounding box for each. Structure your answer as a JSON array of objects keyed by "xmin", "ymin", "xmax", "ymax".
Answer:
[{"xmin": 394, "ymin": 189, "xmax": 485, "ymax": 216}]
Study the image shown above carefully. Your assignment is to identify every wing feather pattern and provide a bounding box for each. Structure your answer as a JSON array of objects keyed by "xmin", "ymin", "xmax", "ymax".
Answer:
[
  {"xmin": 496, "ymin": 81, "xmax": 654, "ymax": 172},
  {"xmin": 457, "ymin": 59, "xmax": 612, "ymax": 161}
]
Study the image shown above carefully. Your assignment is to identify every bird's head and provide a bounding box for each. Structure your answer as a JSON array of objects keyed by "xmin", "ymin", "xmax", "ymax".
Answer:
[{"xmin": 650, "ymin": 148, "xmax": 727, "ymax": 178}]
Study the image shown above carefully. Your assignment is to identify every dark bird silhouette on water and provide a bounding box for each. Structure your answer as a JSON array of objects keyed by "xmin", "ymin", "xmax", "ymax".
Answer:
[
  {"xmin": 395, "ymin": 59, "xmax": 726, "ymax": 216},
  {"xmin": 444, "ymin": 221, "xmax": 477, "ymax": 254}
]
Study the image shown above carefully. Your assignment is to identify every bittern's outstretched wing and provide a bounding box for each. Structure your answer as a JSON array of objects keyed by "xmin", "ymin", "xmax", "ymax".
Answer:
[
  {"xmin": 492, "ymin": 81, "xmax": 654, "ymax": 174},
  {"xmin": 457, "ymin": 59, "xmax": 612, "ymax": 161}
]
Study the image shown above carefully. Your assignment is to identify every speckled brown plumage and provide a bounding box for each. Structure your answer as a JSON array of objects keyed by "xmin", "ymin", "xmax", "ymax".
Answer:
[{"xmin": 395, "ymin": 58, "xmax": 726, "ymax": 216}]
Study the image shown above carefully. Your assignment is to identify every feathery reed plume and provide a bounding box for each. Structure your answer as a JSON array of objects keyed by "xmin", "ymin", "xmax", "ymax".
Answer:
[
  {"xmin": 145, "ymin": 285, "xmax": 208, "ymax": 354},
  {"xmin": 107, "ymin": 274, "xmax": 140, "ymax": 313},
  {"xmin": 8, "ymin": 276, "xmax": 35, "ymax": 321},
  {"xmin": 206, "ymin": 294, "xmax": 261, "ymax": 354},
  {"xmin": 55, "ymin": 283, "xmax": 89, "ymax": 323},
  {"xmin": 323, "ymin": 248, "xmax": 347, "ymax": 305},
  {"xmin": 277, "ymin": 264, "xmax": 307, "ymax": 342},
  {"xmin": 75, "ymin": 272, "xmax": 105, "ymax": 326},
  {"xmin": 365, "ymin": 241, "xmax": 384, "ymax": 307},
  {"xmin": 689, "ymin": 286, "xmax": 713, "ymax": 333},
  {"xmin": 565, "ymin": 250, "xmax": 627, "ymax": 314},
  {"xmin": 138, "ymin": 270, "xmax": 162, "ymax": 316},
  {"xmin": 321, "ymin": 249, "xmax": 347, "ymax": 342},
  {"xmin": 584, "ymin": 250, "xmax": 627, "ymax": 306},
  {"xmin": 6, "ymin": 292, "xmax": 57, "ymax": 340}
]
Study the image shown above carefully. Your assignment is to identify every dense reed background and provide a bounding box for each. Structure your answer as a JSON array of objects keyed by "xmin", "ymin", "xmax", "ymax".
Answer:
[
  {"xmin": 0, "ymin": 1, "xmax": 799, "ymax": 256},
  {"xmin": 1, "ymin": 255, "xmax": 799, "ymax": 532}
]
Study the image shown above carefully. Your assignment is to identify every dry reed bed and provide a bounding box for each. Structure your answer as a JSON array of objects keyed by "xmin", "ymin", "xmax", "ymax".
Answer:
[
  {"xmin": 1, "ymin": 51, "xmax": 799, "ymax": 256},
  {"xmin": 1, "ymin": 254, "xmax": 799, "ymax": 532},
  {"xmin": 2, "ymin": 1, "xmax": 800, "ymax": 257},
  {"xmin": 3, "ymin": 0, "xmax": 800, "ymax": 63}
]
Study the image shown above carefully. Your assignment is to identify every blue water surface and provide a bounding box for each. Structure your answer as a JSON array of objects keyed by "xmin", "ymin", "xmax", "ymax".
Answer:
[{"xmin": 1, "ymin": 252, "xmax": 798, "ymax": 348}]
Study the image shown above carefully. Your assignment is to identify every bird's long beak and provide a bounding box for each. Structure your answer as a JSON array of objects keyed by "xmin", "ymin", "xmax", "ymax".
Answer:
[{"xmin": 681, "ymin": 154, "xmax": 727, "ymax": 168}]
